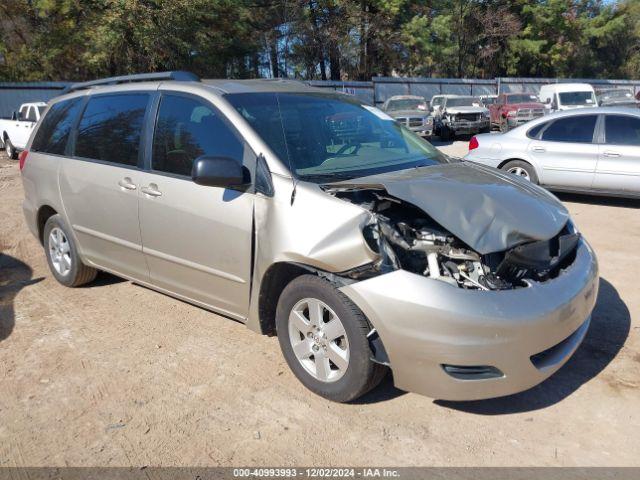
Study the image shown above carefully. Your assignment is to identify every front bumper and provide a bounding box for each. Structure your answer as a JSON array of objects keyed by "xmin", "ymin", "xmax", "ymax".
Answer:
[
  {"xmin": 340, "ymin": 239, "xmax": 599, "ymax": 400},
  {"xmin": 408, "ymin": 125, "xmax": 433, "ymax": 137},
  {"xmin": 507, "ymin": 116, "xmax": 544, "ymax": 127},
  {"xmin": 446, "ymin": 119, "xmax": 489, "ymax": 134}
]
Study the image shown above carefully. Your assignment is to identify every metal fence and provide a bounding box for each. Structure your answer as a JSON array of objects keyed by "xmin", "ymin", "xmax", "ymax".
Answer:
[
  {"xmin": 1, "ymin": 77, "xmax": 639, "ymax": 116},
  {"xmin": 0, "ymin": 82, "xmax": 71, "ymax": 118},
  {"xmin": 498, "ymin": 77, "xmax": 640, "ymax": 95},
  {"xmin": 308, "ymin": 76, "xmax": 640, "ymax": 105}
]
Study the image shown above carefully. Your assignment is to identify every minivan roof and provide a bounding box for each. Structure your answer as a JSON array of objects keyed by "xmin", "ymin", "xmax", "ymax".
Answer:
[
  {"xmin": 51, "ymin": 75, "xmax": 346, "ymax": 106},
  {"xmin": 202, "ymin": 78, "xmax": 331, "ymax": 95},
  {"xmin": 63, "ymin": 72, "xmax": 339, "ymax": 98}
]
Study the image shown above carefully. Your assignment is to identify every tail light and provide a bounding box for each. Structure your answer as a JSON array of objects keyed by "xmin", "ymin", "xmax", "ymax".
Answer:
[
  {"xmin": 18, "ymin": 150, "xmax": 28, "ymax": 170},
  {"xmin": 469, "ymin": 136, "xmax": 479, "ymax": 151}
]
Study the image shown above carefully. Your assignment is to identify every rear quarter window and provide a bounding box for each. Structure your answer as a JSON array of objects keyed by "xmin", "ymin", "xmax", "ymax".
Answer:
[
  {"xmin": 31, "ymin": 98, "xmax": 83, "ymax": 155},
  {"xmin": 75, "ymin": 93, "xmax": 149, "ymax": 166},
  {"xmin": 526, "ymin": 121, "xmax": 548, "ymax": 139}
]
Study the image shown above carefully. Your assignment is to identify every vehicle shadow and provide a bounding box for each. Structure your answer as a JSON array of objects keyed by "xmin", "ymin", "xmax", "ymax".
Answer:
[
  {"xmin": 434, "ymin": 278, "xmax": 629, "ymax": 415},
  {"xmin": 82, "ymin": 271, "xmax": 126, "ymax": 288},
  {"xmin": 556, "ymin": 192, "xmax": 640, "ymax": 210},
  {"xmin": 350, "ymin": 370, "xmax": 407, "ymax": 404},
  {"xmin": 429, "ymin": 137, "xmax": 455, "ymax": 147},
  {"xmin": 0, "ymin": 253, "xmax": 44, "ymax": 342}
]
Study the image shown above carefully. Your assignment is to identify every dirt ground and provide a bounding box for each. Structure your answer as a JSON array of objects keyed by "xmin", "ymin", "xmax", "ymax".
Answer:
[{"xmin": 0, "ymin": 143, "xmax": 638, "ymax": 467}]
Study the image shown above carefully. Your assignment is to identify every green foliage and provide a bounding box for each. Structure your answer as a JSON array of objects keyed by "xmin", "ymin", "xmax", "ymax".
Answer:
[{"xmin": 0, "ymin": 0, "xmax": 638, "ymax": 81}]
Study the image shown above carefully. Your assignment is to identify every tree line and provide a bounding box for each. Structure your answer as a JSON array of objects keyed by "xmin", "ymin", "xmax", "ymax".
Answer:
[{"xmin": 1, "ymin": 0, "xmax": 639, "ymax": 82}]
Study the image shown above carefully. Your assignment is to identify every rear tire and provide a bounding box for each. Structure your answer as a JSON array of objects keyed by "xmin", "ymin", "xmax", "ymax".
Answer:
[
  {"xmin": 501, "ymin": 160, "xmax": 539, "ymax": 184},
  {"xmin": 43, "ymin": 214, "xmax": 97, "ymax": 287},
  {"xmin": 5, "ymin": 136, "xmax": 17, "ymax": 159},
  {"xmin": 276, "ymin": 275, "xmax": 387, "ymax": 402}
]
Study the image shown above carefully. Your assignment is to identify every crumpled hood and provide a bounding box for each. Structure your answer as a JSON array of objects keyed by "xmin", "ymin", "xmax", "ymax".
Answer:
[{"xmin": 331, "ymin": 162, "xmax": 570, "ymax": 254}]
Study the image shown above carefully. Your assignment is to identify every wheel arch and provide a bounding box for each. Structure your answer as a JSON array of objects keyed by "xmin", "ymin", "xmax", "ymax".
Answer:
[
  {"xmin": 497, "ymin": 157, "xmax": 533, "ymax": 170},
  {"xmin": 257, "ymin": 262, "xmax": 313, "ymax": 336},
  {"xmin": 36, "ymin": 205, "xmax": 58, "ymax": 245},
  {"xmin": 256, "ymin": 261, "xmax": 389, "ymax": 366}
]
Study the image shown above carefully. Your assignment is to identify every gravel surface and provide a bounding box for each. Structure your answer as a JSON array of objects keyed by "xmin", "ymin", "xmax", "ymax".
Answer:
[{"xmin": 0, "ymin": 148, "xmax": 638, "ymax": 466}]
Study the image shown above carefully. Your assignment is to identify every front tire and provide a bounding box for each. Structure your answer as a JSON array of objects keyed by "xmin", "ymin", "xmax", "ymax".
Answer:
[
  {"xmin": 501, "ymin": 160, "xmax": 539, "ymax": 184},
  {"xmin": 43, "ymin": 214, "xmax": 97, "ymax": 287},
  {"xmin": 440, "ymin": 126, "xmax": 454, "ymax": 141},
  {"xmin": 5, "ymin": 136, "xmax": 17, "ymax": 159},
  {"xmin": 276, "ymin": 275, "xmax": 387, "ymax": 402}
]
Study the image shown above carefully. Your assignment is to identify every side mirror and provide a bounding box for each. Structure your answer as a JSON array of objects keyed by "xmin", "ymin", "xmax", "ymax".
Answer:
[
  {"xmin": 544, "ymin": 98, "xmax": 551, "ymax": 104},
  {"xmin": 191, "ymin": 156, "xmax": 250, "ymax": 189},
  {"xmin": 11, "ymin": 111, "xmax": 18, "ymax": 121}
]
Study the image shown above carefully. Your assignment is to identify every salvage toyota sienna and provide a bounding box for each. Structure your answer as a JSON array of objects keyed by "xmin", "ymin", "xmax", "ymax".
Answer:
[{"xmin": 20, "ymin": 72, "xmax": 598, "ymax": 402}]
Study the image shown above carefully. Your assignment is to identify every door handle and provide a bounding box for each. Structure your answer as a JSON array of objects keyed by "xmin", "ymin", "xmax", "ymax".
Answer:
[
  {"xmin": 603, "ymin": 151, "xmax": 621, "ymax": 158},
  {"xmin": 532, "ymin": 146, "xmax": 546, "ymax": 153},
  {"xmin": 118, "ymin": 177, "xmax": 137, "ymax": 190},
  {"xmin": 141, "ymin": 184, "xmax": 162, "ymax": 197}
]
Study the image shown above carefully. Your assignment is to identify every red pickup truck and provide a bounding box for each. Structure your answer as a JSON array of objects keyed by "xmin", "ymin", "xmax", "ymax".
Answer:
[{"xmin": 489, "ymin": 93, "xmax": 546, "ymax": 132}]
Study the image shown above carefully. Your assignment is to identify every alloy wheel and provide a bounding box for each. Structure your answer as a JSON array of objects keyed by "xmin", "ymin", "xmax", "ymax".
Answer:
[
  {"xmin": 507, "ymin": 166, "xmax": 531, "ymax": 181},
  {"xmin": 48, "ymin": 227, "xmax": 72, "ymax": 276},
  {"xmin": 288, "ymin": 297, "xmax": 349, "ymax": 383}
]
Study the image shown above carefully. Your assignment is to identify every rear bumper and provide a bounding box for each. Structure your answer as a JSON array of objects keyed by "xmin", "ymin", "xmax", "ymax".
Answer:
[
  {"xmin": 22, "ymin": 195, "xmax": 39, "ymax": 240},
  {"xmin": 340, "ymin": 239, "xmax": 598, "ymax": 400}
]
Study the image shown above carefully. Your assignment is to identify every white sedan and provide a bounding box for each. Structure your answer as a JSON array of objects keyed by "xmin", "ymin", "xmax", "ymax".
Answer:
[{"xmin": 464, "ymin": 107, "xmax": 640, "ymax": 198}]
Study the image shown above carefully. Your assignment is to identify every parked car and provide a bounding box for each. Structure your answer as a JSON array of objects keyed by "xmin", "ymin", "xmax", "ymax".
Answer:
[
  {"xmin": 596, "ymin": 88, "xmax": 640, "ymax": 108},
  {"xmin": 489, "ymin": 93, "xmax": 546, "ymax": 132},
  {"xmin": 430, "ymin": 95, "xmax": 490, "ymax": 140},
  {"xmin": 465, "ymin": 107, "xmax": 640, "ymax": 197},
  {"xmin": 381, "ymin": 95, "xmax": 433, "ymax": 138},
  {"xmin": 0, "ymin": 102, "xmax": 47, "ymax": 159},
  {"xmin": 21, "ymin": 72, "xmax": 598, "ymax": 402},
  {"xmin": 538, "ymin": 83, "xmax": 598, "ymax": 112},
  {"xmin": 479, "ymin": 94, "xmax": 498, "ymax": 106}
]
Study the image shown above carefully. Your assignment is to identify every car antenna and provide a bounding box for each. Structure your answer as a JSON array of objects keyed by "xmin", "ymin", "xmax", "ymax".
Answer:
[{"xmin": 290, "ymin": 177, "xmax": 298, "ymax": 205}]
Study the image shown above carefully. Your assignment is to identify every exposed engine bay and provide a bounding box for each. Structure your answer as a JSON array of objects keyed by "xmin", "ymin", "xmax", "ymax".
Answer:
[{"xmin": 327, "ymin": 188, "xmax": 580, "ymax": 291}]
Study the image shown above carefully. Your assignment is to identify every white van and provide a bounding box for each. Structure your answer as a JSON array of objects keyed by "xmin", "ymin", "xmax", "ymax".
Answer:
[{"xmin": 538, "ymin": 83, "xmax": 598, "ymax": 112}]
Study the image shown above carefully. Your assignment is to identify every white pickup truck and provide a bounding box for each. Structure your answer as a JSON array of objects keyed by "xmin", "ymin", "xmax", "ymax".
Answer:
[{"xmin": 0, "ymin": 102, "xmax": 47, "ymax": 159}]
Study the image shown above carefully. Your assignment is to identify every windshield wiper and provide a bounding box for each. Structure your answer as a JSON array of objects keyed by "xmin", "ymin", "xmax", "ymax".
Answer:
[{"xmin": 298, "ymin": 172, "xmax": 357, "ymax": 183}]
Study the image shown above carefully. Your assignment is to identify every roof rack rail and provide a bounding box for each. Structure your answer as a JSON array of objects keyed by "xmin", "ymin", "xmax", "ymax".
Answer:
[{"xmin": 64, "ymin": 71, "xmax": 199, "ymax": 93}]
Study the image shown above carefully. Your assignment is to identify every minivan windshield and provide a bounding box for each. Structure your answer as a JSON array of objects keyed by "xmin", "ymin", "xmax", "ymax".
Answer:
[
  {"xmin": 559, "ymin": 91, "xmax": 596, "ymax": 106},
  {"xmin": 226, "ymin": 92, "xmax": 448, "ymax": 182}
]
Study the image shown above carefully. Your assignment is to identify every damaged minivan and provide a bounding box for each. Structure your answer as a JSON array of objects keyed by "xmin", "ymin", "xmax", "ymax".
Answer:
[{"xmin": 21, "ymin": 73, "xmax": 599, "ymax": 402}]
